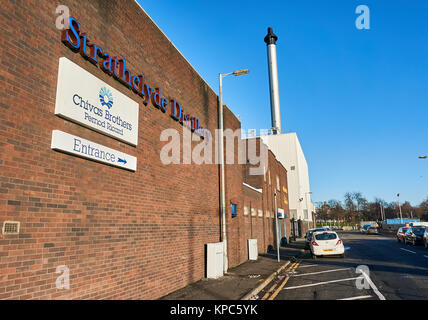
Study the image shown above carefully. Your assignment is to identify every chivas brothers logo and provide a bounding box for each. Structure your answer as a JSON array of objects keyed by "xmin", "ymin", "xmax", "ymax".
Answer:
[{"xmin": 99, "ymin": 87, "xmax": 113, "ymax": 109}]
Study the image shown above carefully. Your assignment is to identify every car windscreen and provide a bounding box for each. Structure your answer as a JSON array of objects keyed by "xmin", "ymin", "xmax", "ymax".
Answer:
[
  {"xmin": 412, "ymin": 228, "xmax": 425, "ymax": 235},
  {"xmin": 315, "ymin": 233, "xmax": 337, "ymax": 240}
]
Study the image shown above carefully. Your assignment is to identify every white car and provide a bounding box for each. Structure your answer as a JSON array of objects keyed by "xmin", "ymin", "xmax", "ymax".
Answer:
[
  {"xmin": 424, "ymin": 228, "xmax": 428, "ymax": 249},
  {"xmin": 310, "ymin": 231, "xmax": 345, "ymax": 259}
]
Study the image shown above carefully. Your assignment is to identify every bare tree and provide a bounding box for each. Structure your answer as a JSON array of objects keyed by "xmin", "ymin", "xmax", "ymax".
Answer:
[{"xmin": 316, "ymin": 194, "xmax": 428, "ymax": 225}]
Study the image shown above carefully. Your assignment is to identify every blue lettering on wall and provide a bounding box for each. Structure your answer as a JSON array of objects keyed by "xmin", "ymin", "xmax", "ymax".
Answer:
[{"xmin": 61, "ymin": 17, "xmax": 208, "ymax": 140}]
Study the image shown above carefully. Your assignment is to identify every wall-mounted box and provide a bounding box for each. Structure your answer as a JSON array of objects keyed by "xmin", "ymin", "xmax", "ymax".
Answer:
[
  {"xmin": 248, "ymin": 239, "xmax": 258, "ymax": 260},
  {"xmin": 206, "ymin": 242, "xmax": 224, "ymax": 279}
]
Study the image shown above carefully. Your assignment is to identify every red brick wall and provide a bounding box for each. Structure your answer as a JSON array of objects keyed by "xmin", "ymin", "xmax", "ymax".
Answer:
[
  {"xmin": 0, "ymin": 0, "xmax": 291, "ymax": 300},
  {"xmin": 222, "ymin": 106, "xmax": 245, "ymax": 268},
  {"xmin": 0, "ymin": 0, "xmax": 235, "ymax": 300},
  {"xmin": 243, "ymin": 187, "xmax": 266, "ymax": 255},
  {"xmin": 243, "ymin": 138, "xmax": 291, "ymax": 247}
]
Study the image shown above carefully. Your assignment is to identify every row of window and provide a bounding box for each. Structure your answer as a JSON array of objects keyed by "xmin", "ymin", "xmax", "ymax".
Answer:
[
  {"xmin": 263, "ymin": 167, "xmax": 288, "ymax": 194},
  {"xmin": 231, "ymin": 204, "xmax": 275, "ymax": 219}
]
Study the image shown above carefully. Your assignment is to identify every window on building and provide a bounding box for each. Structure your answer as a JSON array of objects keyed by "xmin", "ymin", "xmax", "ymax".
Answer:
[
  {"xmin": 258, "ymin": 209, "xmax": 263, "ymax": 217},
  {"xmin": 244, "ymin": 206, "xmax": 248, "ymax": 216},
  {"xmin": 231, "ymin": 204, "xmax": 237, "ymax": 218},
  {"xmin": 276, "ymin": 175, "xmax": 280, "ymax": 191},
  {"xmin": 304, "ymin": 209, "xmax": 308, "ymax": 220},
  {"xmin": 268, "ymin": 171, "xmax": 271, "ymax": 185},
  {"xmin": 290, "ymin": 166, "xmax": 295, "ymax": 171},
  {"xmin": 251, "ymin": 208, "xmax": 256, "ymax": 216}
]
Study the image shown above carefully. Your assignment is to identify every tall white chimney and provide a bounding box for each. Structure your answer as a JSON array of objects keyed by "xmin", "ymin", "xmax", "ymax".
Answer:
[{"xmin": 264, "ymin": 27, "xmax": 282, "ymax": 135}]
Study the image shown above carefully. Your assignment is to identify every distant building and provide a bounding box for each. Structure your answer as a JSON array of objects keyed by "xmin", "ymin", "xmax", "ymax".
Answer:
[
  {"xmin": 385, "ymin": 218, "xmax": 420, "ymax": 225},
  {"xmin": 262, "ymin": 132, "xmax": 314, "ymax": 237}
]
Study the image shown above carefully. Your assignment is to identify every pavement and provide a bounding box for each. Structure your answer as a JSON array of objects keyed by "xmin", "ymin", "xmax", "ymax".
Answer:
[{"xmin": 160, "ymin": 238, "xmax": 306, "ymax": 300}]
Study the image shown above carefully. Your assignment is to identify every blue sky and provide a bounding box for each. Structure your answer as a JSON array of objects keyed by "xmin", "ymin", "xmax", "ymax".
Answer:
[{"xmin": 138, "ymin": 0, "xmax": 428, "ymax": 205}]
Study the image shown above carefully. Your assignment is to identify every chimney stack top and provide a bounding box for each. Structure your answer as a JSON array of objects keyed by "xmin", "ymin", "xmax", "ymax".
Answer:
[{"xmin": 264, "ymin": 27, "xmax": 278, "ymax": 45}]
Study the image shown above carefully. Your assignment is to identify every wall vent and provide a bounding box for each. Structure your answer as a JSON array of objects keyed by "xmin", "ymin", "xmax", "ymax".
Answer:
[{"xmin": 2, "ymin": 221, "xmax": 20, "ymax": 235}]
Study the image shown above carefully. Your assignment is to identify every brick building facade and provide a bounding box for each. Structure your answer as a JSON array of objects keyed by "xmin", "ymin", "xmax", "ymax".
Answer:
[
  {"xmin": 243, "ymin": 138, "xmax": 291, "ymax": 248},
  {"xmin": 0, "ymin": 0, "xmax": 290, "ymax": 299}
]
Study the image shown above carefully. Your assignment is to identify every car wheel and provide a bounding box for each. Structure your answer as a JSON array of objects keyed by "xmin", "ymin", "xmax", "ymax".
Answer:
[
  {"xmin": 425, "ymin": 241, "xmax": 428, "ymax": 249},
  {"xmin": 340, "ymin": 253, "xmax": 345, "ymax": 258},
  {"xmin": 412, "ymin": 240, "xmax": 416, "ymax": 246}
]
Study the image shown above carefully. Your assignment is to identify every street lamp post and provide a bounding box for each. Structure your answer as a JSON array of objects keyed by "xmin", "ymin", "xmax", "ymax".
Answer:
[
  {"xmin": 219, "ymin": 69, "xmax": 249, "ymax": 274},
  {"xmin": 305, "ymin": 192, "xmax": 312, "ymax": 230},
  {"xmin": 397, "ymin": 193, "xmax": 403, "ymax": 224},
  {"xmin": 380, "ymin": 202, "xmax": 385, "ymax": 221},
  {"xmin": 274, "ymin": 190, "xmax": 280, "ymax": 262}
]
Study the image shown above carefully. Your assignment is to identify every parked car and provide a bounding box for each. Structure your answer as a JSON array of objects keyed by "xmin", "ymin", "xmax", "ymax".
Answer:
[
  {"xmin": 424, "ymin": 229, "xmax": 428, "ymax": 249},
  {"xmin": 367, "ymin": 226, "xmax": 379, "ymax": 234},
  {"xmin": 360, "ymin": 224, "xmax": 371, "ymax": 234},
  {"xmin": 396, "ymin": 227, "xmax": 409, "ymax": 243},
  {"xmin": 404, "ymin": 226, "xmax": 426, "ymax": 246},
  {"xmin": 309, "ymin": 231, "xmax": 345, "ymax": 259},
  {"xmin": 305, "ymin": 228, "xmax": 329, "ymax": 249},
  {"xmin": 409, "ymin": 222, "xmax": 428, "ymax": 227}
]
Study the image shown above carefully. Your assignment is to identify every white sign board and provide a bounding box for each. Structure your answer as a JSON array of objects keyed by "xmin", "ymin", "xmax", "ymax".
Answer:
[
  {"xmin": 51, "ymin": 130, "xmax": 137, "ymax": 171},
  {"xmin": 54, "ymin": 57, "xmax": 139, "ymax": 146}
]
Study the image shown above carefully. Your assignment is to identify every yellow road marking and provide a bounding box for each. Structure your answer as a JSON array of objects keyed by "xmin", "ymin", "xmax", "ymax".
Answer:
[
  {"xmin": 267, "ymin": 260, "xmax": 301, "ymax": 300},
  {"xmin": 261, "ymin": 261, "xmax": 296, "ymax": 300}
]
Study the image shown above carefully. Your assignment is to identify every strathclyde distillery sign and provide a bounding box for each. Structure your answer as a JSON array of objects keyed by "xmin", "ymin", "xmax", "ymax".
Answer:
[{"xmin": 60, "ymin": 16, "xmax": 210, "ymax": 140}]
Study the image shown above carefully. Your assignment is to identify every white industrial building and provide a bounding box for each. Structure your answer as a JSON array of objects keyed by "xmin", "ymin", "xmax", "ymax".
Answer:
[{"xmin": 262, "ymin": 132, "xmax": 315, "ymax": 235}]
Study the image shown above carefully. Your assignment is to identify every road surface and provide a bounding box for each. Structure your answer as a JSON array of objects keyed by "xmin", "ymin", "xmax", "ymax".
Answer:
[{"xmin": 261, "ymin": 231, "xmax": 428, "ymax": 300}]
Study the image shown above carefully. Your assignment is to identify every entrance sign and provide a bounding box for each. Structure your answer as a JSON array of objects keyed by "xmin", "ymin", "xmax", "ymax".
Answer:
[
  {"xmin": 54, "ymin": 57, "xmax": 139, "ymax": 146},
  {"xmin": 51, "ymin": 130, "xmax": 137, "ymax": 171}
]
